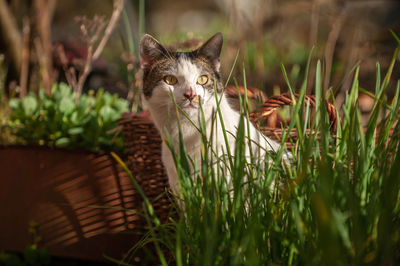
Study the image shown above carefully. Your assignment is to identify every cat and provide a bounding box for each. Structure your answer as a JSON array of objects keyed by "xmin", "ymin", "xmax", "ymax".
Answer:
[{"xmin": 139, "ymin": 32, "xmax": 286, "ymax": 196}]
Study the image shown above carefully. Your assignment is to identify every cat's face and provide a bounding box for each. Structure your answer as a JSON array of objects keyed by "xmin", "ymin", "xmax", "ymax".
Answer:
[{"xmin": 140, "ymin": 33, "xmax": 224, "ymax": 118}]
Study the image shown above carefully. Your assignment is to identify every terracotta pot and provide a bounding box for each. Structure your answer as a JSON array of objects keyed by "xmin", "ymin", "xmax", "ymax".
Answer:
[{"xmin": 0, "ymin": 146, "xmax": 147, "ymax": 262}]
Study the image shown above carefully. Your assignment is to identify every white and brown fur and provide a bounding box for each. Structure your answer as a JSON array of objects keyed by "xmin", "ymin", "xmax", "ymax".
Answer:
[{"xmin": 139, "ymin": 33, "xmax": 283, "ymax": 196}]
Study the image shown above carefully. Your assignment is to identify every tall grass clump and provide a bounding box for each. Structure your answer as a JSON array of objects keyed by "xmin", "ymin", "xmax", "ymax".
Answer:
[{"xmin": 115, "ymin": 38, "xmax": 400, "ymax": 265}]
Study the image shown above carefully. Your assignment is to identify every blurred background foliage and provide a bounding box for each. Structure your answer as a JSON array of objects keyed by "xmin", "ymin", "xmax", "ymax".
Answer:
[
  {"xmin": 1, "ymin": 0, "xmax": 400, "ymax": 97},
  {"xmin": 0, "ymin": 0, "xmax": 399, "ymax": 145}
]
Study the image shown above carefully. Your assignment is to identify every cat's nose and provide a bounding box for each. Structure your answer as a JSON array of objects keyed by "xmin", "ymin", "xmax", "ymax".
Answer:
[{"xmin": 183, "ymin": 90, "xmax": 196, "ymax": 101}]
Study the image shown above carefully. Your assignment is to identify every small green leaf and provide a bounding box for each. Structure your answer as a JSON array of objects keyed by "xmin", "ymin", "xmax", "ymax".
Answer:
[
  {"xmin": 103, "ymin": 92, "xmax": 113, "ymax": 105},
  {"xmin": 55, "ymin": 137, "xmax": 71, "ymax": 147},
  {"xmin": 68, "ymin": 127, "xmax": 84, "ymax": 135},
  {"xmin": 22, "ymin": 95, "xmax": 38, "ymax": 115},
  {"xmin": 23, "ymin": 245, "xmax": 39, "ymax": 265},
  {"xmin": 0, "ymin": 253, "xmax": 23, "ymax": 265},
  {"xmin": 59, "ymin": 82, "xmax": 72, "ymax": 96},
  {"xmin": 99, "ymin": 105, "xmax": 118, "ymax": 122},
  {"xmin": 59, "ymin": 97, "xmax": 75, "ymax": 114},
  {"xmin": 38, "ymin": 248, "xmax": 51, "ymax": 265},
  {"xmin": 114, "ymin": 98, "xmax": 129, "ymax": 112},
  {"xmin": 9, "ymin": 98, "xmax": 20, "ymax": 110},
  {"xmin": 70, "ymin": 111, "xmax": 79, "ymax": 124}
]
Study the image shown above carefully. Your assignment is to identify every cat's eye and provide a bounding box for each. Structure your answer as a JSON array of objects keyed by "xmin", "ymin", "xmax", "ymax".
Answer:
[
  {"xmin": 163, "ymin": 75, "xmax": 178, "ymax": 85},
  {"xmin": 197, "ymin": 75, "xmax": 208, "ymax": 85}
]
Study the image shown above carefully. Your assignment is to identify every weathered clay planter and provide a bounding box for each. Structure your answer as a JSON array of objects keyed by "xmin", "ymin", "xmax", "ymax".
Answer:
[{"xmin": 0, "ymin": 146, "xmax": 148, "ymax": 262}]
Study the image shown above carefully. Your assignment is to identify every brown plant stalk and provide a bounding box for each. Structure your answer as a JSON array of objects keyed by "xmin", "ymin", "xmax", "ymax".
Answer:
[
  {"xmin": 73, "ymin": 0, "xmax": 125, "ymax": 102},
  {"xmin": 19, "ymin": 17, "xmax": 30, "ymax": 98},
  {"xmin": 0, "ymin": 0, "xmax": 22, "ymax": 78},
  {"xmin": 324, "ymin": 8, "xmax": 346, "ymax": 91},
  {"xmin": 34, "ymin": 0, "xmax": 56, "ymax": 95}
]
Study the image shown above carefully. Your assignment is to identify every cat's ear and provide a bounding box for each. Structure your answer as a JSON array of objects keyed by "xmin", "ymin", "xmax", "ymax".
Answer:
[
  {"xmin": 140, "ymin": 34, "xmax": 168, "ymax": 70},
  {"xmin": 197, "ymin": 32, "xmax": 223, "ymax": 71}
]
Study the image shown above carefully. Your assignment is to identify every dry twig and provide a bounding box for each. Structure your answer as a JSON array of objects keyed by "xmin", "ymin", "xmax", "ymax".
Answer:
[
  {"xmin": 56, "ymin": 44, "xmax": 78, "ymax": 90},
  {"xmin": 65, "ymin": 0, "xmax": 125, "ymax": 102},
  {"xmin": 0, "ymin": 0, "xmax": 22, "ymax": 77},
  {"xmin": 19, "ymin": 17, "xmax": 30, "ymax": 98},
  {"xmin": 34, "ymin": 0, "xmax": 56, "ymax": 95}
]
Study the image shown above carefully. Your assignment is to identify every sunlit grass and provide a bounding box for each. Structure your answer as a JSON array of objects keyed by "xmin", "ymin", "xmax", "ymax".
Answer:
[{"xmin": 113, "ymin": 37, "xmax": 400, "ymax": 265}]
